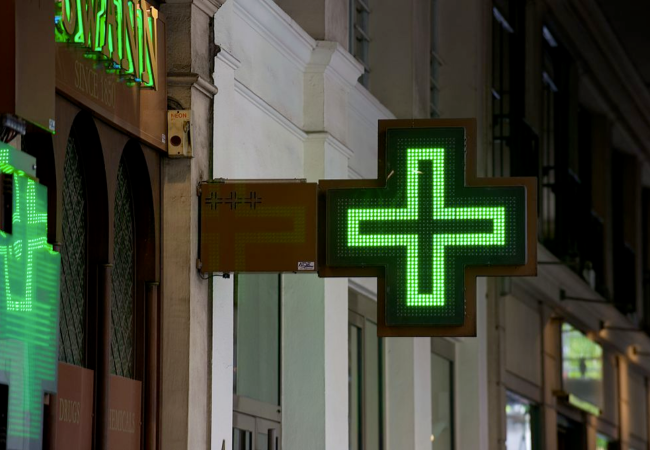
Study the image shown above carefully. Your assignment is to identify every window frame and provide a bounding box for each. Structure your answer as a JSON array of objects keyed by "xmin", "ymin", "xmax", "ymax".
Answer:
[
  {"xmin": 350, "ymin": 0, "xmax": 371, "ymax": 87},
  {"xmin": 348, "ymin": 290, "xmax": 385, "ymax": 450},
  {"xmin": 505, "ymin": 390, "xmax": 542, "ymax": 450},
  {"xmin": 232, "ymin": 273, "xmax": 283, "ymax": 449}
]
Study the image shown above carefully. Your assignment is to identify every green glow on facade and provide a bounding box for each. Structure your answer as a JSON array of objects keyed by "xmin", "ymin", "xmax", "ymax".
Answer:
[
  {"xmin": 327, "ymin": 127, "xmax": 526, "ymax": 326},
  {"xmin": 0, "ymin": 143, "xmax": 60, "ymax": 447},
  {"xmin": 55, "ymin": 0, "xmax": 158, "ymax": 89}
]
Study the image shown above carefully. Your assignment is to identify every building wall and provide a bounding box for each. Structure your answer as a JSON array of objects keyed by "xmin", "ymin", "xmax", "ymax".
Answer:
[
  {"xmin": 209, "ymin": 0, "xmax": 650, "ymax": 449},
  {"xmin": 210, "ymin": 0, "xmax": 492, "ymax": 449}
]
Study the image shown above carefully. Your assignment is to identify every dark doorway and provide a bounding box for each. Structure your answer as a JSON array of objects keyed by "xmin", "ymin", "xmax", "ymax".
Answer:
[
  {"xmin": 0, "ymin": 383, "xmax": 7, "ymax": 450},
  {"xmin": 557, "ymin": 414, "xmax": 585, "ymax": 450}
]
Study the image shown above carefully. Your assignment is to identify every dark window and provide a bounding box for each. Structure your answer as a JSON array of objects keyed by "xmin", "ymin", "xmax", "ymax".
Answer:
[
  {"xmin": 350, "ymin": 0, "xmax": 370, "ymax": 87},
  {"xmin": 492, "ymin": 1, "xmax": 532, "ymax": 179},
  {"xmin": 59, "ymin": 129, "xmax": 87, "ymax": 366},
  {"xmin": 576, "ymin": 111, "xmax": 608, "ymax": 297},
  {"xmin": 612, "ymin": 151, "xmax": 637, "ymax": 315},
  {"xmin": 430, "ymin": 0, "xmax": 441, "ymax": 118},
  {"xmin": 110, "ymin": 160, "xmax": 136, "ymax": 378},
  {"xmin": 539, "ymin": 24, "xmax": 587, "ymax": 277},
  {"xmin": 643, "ymin": 189, "xmax": 650, "ymax": 330},
  {"xmin": 0, "ymin": 173, "xmax": 13, "ymax": 234}
]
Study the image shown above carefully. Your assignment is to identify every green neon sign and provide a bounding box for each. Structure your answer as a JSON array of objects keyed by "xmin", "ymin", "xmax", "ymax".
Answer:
[
  {"xmin": 0, "ymin": 143, "xmax": 60, "ymax": 448},
  {"xmin": 326, "ymin": 127, "xmax": 526, "ymax": 326},
  {"xmin": 54, "ymin": 0, "xmax": 159, "ymax": 89}
]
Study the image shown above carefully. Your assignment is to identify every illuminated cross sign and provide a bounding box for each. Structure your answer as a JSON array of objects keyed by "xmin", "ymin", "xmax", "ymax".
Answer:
[
  {"xmin": 55, "ymin": 0, "xmax": 159, "ymax": 89},
  {"xmin": 0, "ymin": 143, "xmax": 60, "ymax": 449},
  {"xmin": 320, "ymin": 120, "xmax": 537, "ymax": 337}
]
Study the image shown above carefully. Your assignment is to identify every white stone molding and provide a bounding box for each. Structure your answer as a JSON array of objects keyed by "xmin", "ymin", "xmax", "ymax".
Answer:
[
  {"xmin": 168, "ymin": 72, "xmax": 219, "ymax": 98},
  {"xmin": 304, "ymin": 131, "xmax": 353, "ymax": 160},
  {"xmin": 348, "ymin": 278, "xmax": 378, "ymax": 301},
  {"xmin": 231, "ymin": 0, "xmax": 315, "ymax": 71},
  {"xmin": 216, "ymin": 48, "xmax": 242, "ymax": 71},
  {"xmin": 348, "ymin": 83, "xmax": 395, "ymax": 130},
  {"xmin": 234, "ymin": 79, "xmax": 307, "ymax": 141}
]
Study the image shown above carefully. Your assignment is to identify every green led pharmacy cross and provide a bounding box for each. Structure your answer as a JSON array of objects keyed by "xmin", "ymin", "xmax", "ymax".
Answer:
[
  {"xmin": 322, "ymin": 120, "xmax": 537, "ymax": 337},
  {"xmin": 0, "ymin": 143, "xmax": 60, "ymax": 449}
]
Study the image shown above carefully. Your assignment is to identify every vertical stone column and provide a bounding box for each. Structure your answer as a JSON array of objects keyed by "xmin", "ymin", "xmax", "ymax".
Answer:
[
  {"xmin": 211, "ymin": 275, "xmax": 235, "ymax": 449},
  {"xmin": 618, "ymin": 356, "xmax": 630, "ymax": 450},
  {"xmin": 160, "ymin": 1, "xmax": 220, "ymax": 449},
  {"xmin": 542, "ymin": 312, "xmax": 560, "ymax": 450},
  {"xmin": 384, "ymin": 337, "xmax": 432, "ymax": 450},
  {"xmin": 486, "ymin": 279, "xmax": 506, "ymax": 450},
  {"xmin": 280, "ymin": 40, "xmax": 361, "ymax": 450},
  {"xmin": 282, "ymin": 274, "xmax": 348, "ymax": 450},
  {"xmin": 437, "ymin": 0, "xmax": 492, "ymax": 448},
  {"xmin": 455, "ymin": 277, "xmax": 490, "ymax": 450}
]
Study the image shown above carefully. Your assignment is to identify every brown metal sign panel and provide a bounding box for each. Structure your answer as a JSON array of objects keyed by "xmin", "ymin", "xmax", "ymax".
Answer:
[
  {"xmin": 49, "ymin": 363, "xmax": 94, "ymax": 450},
  {"xmin": 108, "ymin": 375, "xmax": 142, "ymax": 450},
  {"xmin": 200, "ymin": 182, "xmax": 318, "ymax": 273},
  {"xmin": 54, "ymin": 9, "xmax": 167, "ymax": 152},
  {"xmin": 319, "ymin": 119, "xmax": 537, "ymax": 337}
]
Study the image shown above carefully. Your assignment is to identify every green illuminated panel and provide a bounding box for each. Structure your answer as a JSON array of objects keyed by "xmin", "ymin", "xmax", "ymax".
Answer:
[
  {"xmin": 327, "ymin": 128, "xmax": 526, "ymax": 326},
  {"xmin": 0, "ymin": 143, "xmax": 61, "ymax": 449}
]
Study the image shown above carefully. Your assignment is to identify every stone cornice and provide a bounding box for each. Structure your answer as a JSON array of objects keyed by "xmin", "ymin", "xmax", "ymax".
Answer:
[{"xmin": 168, "ymin": 72, "xmax": 219, "ymax": 98}]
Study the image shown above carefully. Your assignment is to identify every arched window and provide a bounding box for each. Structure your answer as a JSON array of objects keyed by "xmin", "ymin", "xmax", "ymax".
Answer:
[
  {"xmin": 110, "ymin": 158, "xmax": 136, "ymax": 378},
  {"xmin": 59, "ymin": 126, "xmax": 87, "ymax": 366}
]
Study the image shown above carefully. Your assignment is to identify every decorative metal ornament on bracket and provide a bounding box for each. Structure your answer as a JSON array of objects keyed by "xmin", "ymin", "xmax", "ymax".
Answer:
[{"xmin": 319, "ymin": 119, "xmax": 537, "ymax": 337}]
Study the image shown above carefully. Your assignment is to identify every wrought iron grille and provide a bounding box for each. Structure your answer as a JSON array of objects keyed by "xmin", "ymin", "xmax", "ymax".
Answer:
[
  {"xmin": 59, "ymin": 131, "xmax": 87, "ymax": 366},
  {"xmin": 110, "ymin": 161, "xmax": 135, "ymax": 378}
]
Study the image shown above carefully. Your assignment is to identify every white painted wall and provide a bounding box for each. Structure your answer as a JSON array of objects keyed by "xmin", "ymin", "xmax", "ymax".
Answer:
[{"xmin": 211, "ymin": 1, "xmax": 487, "ymax": 449}]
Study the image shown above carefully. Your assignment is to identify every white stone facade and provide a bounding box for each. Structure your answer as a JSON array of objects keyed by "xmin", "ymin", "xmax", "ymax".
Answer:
[{"xmin": 205, "ymin": 0, "xmax": 650, "ymax": 449}]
